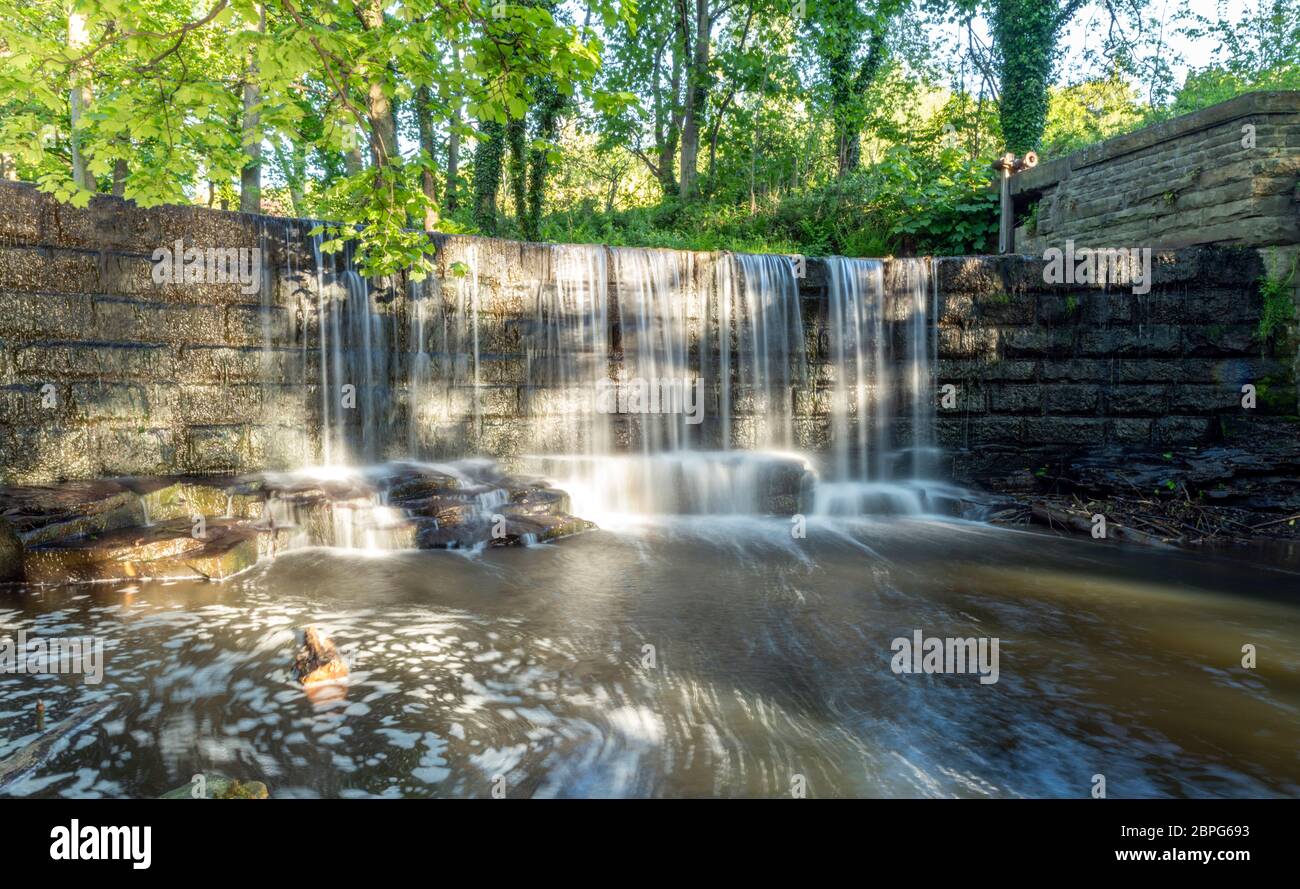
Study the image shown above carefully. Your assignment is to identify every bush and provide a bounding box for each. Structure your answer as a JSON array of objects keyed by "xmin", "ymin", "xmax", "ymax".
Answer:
[{"xmin": 537, "ymin": 144, "xmax": 997, "ymax": 258}]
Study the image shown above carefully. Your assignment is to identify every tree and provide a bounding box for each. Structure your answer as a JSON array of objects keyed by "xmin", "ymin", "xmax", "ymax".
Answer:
[
  {"xmin": 989, "ymin": 0, "xmax": 1087, "ymax": 153},
  {"xmin": 239, "ymin": 3, "xmax": 265, "ymax": 213},
  {"xmin": 805, "ymin": 0, "xmax": 905, "ymax": 177},
  {"xmin": 597, "ymin": 0, "xmax": 688, "ymax": 197},
  {"xmin": 0, "ymin": 0, "xmax": 624, "ymax": 275},
  {"xmin": 472, "ymin": 119, "xmax": 505, "ymax": 234}
]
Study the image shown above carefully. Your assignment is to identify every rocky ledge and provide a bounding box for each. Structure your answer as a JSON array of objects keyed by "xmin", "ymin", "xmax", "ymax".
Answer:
[
  {"xmin": 0, "ymin": 461, "xmax": 596, "ymax": 585},
  {"xmin": 956, "ymin": 419, "xmax": 1300, "ymax": 550}
]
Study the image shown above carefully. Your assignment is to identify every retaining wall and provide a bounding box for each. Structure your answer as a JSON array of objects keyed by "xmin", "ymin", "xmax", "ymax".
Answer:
[{"xmin": 0, "ymin": 181, "xmax": 1291, "ymax": 485}]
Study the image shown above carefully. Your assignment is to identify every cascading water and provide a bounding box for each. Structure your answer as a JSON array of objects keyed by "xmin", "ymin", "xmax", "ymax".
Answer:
[
  {"xmin": 289, "ymin": 228, "xmax": 954, "ymax": 525},
  {"xmin": 522, "ymin": 247, "xmax": 817, "ymax": 519},
  {"xmin": 310, "ymin": 230, "xmax": 390, "ymax": 466},
  {"xmin": 812, "ymin": 256, "xmax": 953, "ymax": 515},
  {"xmin": 713, "ymin": 253, "xmax": 806, "ymax": 451}
]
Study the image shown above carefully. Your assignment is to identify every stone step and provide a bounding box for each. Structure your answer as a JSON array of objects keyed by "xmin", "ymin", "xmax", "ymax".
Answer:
[
  {"xmin": 23, "ymin": 519, "xmax": 258, "ymax": 583},
  {"xmin": 1, "ymin": 475, "xmax": 266, "ymax": 546}
]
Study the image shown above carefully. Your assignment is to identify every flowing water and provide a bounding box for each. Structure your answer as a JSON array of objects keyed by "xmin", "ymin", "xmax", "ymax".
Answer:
[
  {"xmin": 2, "ymin": 521, "xmax": 1297, "ymax": 798},
  {"xmin": 3, "ymin": 240, "xmax": 1298, "ymax": 798}
]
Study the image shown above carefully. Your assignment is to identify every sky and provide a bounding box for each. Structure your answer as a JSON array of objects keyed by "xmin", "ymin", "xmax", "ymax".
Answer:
[
  {"xmin": 937, "ymin": 0, "xmax": 1253, "ymax": 100},
  {"xmin": 1059, "ymin": 0, "xmax": 1248, "ymax": 79}
]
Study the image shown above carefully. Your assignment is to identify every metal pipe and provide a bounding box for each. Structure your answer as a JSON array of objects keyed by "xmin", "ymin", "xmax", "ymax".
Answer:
[{"xmin": 993, "ymin": 151, "xmax": 1039, "ymax": 254}]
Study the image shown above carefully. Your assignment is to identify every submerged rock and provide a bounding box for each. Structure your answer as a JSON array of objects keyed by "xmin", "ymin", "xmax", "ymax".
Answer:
[
  {"xmin": 490, "ymin": 514, "xmax": 596, "ymax": 546},
  {"xmin": 0, "ymin": 701, "xmax": 115, "ymax": 792},
  {"xmin": 293, "ymin": 626, "xmax": 349, "ymax": 685},
  {"xmin": 160, "ymin": 776, "xmax": 270, "ymax": 799}
]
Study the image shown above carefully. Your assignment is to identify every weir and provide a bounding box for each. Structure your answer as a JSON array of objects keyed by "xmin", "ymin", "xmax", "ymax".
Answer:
[
  {"xmin": 0, "ymin": 182, "xmax": 1287, "ymax": 519},
  {"xmin": 289, "ymin": 232, "xmax": 946, "ymax": 520}
]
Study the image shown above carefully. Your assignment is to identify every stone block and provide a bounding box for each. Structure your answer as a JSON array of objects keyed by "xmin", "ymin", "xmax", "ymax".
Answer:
[
  {"xmin": 1044, "ymin": 385, "xmax": 1101, "ymax": 415},
  {"xmin": 1023, "ymin": 417, "xmax": 1107, "ymax": 445},
  {"xmin": 1152, "ymin": 415, "xmax": 1215, "ymax": 445}
]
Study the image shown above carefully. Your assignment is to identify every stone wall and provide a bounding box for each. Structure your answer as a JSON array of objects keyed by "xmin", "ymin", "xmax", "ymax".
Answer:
[
  {"xmin": 0, "ymin": 182, "xmax": 320, "ymax": 482},
  {"xmin": 1012, "ymin": 91, "xmax": 1300, "ymax": 252},
  {"xmin": 0, "ymin": 180, "xmax": 1290, "ymax": 486},
  {"xmin": 931, "ymin": 250, "xmax": 1292, "ymax": 463}
]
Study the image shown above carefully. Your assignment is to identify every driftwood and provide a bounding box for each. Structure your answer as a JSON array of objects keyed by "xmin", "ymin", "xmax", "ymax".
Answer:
[
  {"xmin": 1249, "ymin": 512, "xmax": 1300, "ymax": 531},
  {"xmin": 293, "ymin": 626, "xmax": 349, "ymax": 685},
  {"xmin": 1030, "ymin": 501, "xmax": 1177, "ymax": 548},
  {"xmin": 0, "ymin": 700, "xmax": 114, "ymax": 791}
]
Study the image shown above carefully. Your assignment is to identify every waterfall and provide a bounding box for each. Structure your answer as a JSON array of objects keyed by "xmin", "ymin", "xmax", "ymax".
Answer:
[
  {"xmin": 714, "ymin": 253, "xmax": 806, "ymax": 451},
  {"xmin": 309, "ymin": 230, "xmax": 389, "ymax": 466},
  {"xmin": 286, "ymin": 228, "xmax": 948, "ymax": 519},
  {"xmin": 825, "ymin": 257, "xmax": 885, "ymax": 480},
  {"xmin": 611, "ymin": 247, "xmax": 697, "ymax": 454},
  {"xmin": 811, "ymin": 256, "xmax": 945, "ymax": 515},
  {"xmin": 527, "ymin": 243, "xmax": 612, "ymax": 458}
]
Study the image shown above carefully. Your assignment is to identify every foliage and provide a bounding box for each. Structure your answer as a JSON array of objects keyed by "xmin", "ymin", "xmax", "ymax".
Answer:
[
  {"xmin": 1258, "ymin": 251, "xmax": 1299, "ymax": 341},
  {"xmin": 1041, "ymin": 75, "xmax": 1145, "ymax": 157},
  {"xmin": 0, "ymin": 0, "xmax": 626, "ymax": 275},
  {"xmin": 0, "ymin": 0, "xmax": 1291, "ymax": 269},
  {"xmin": 989, "ymin": 0, "xmax": 1084, "ymax": 154},
  {"xmin": 542, "ymin": 143, "xmax": 996, "ymax": 256}
]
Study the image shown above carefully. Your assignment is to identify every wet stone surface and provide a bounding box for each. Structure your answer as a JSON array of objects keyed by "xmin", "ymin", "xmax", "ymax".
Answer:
[{"xmin": 0, "ymin": 460, "xmax": 596, "ymax": 585}]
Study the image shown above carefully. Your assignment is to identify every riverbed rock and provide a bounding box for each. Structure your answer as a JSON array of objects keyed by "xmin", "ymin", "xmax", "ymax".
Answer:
[
  {"xmin": 22, "ymin": 519, "xmax": 259, "ymax": 583},
  {"xmin": 160, "ymin": 775, "xmax": 270, "ymax": 799},
  {"xmin": 503, "ymin": 487, "xmax": 571, "ymax": 517},
  {"xmin": 403, "ymin": 494, "xmax": 470, "ymax": 520},
  {"xmin": 490, "ymin": 514, "xmax": 596, "ymax": 545},
  {"xmin": 414, "ymin": 517, "xmax": 492, "ymax": 549},
  {"xmin": 387, "ymin": 471, "xmax": 461, "ymax": 502},
  {"xmin": 294, "ymin": 626, "xmax": 349, "ymax": 685},
  {"xmin": 173, "ymin": 476, "xmax": 266, "ymax": 519},
  {"xmin": 0, "ymin": 480, "xmax": 147, "ymax": 546}
]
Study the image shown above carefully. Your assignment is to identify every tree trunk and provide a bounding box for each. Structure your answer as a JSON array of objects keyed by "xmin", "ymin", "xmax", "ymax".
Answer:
[
  {"xmin": 356, "ymin": 1, "xmax": 397, "ymax": 176},
  {"xmin": 834, "ymin": 118, "xmax": 861, "ymax": 177},
  {"xmin": 446, "ymin": 49, "xmax": 462, "ymax": 211},
  {"xmin": 111, "ymin": 158, "xmax": 127, "ymax": 196},
  {"xmin": 821, "ymin": 20, "xmax": 887, "ymax": 178},
  {"xmin": 271, "ymin": 139, "xmax": 307, "ymax": 215},
  {"xmin": 239, "ymin": 5, "xmax": 265, "ymax": 214},
  {"xmin": 677, "ymin": 0, "xmax": 711, "ymax": 200},
  {"xmin": 524, "ymin": 79, "xmax": 565, "ymax": 240},
  {"xmin": 67, "ymin": 8, "xmax": 95, "ymax": 191},
  {"xmin": 344, "ymin": 145, "xmax": 364, "ymax": 175},
  {"xmin": 993, "ymin": 0, "xmax": 1060, "ymax": 154},
  {"xmin": 415, "ymin": 85, "xmax": 440, "ymax": 231},
  {"xmin": 506, "ymin": 115, "xmax": 527, "ymax": 225},
  {"xmin": 472, "ymin": 120, "xmax": 505, "ymax": 235}
]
